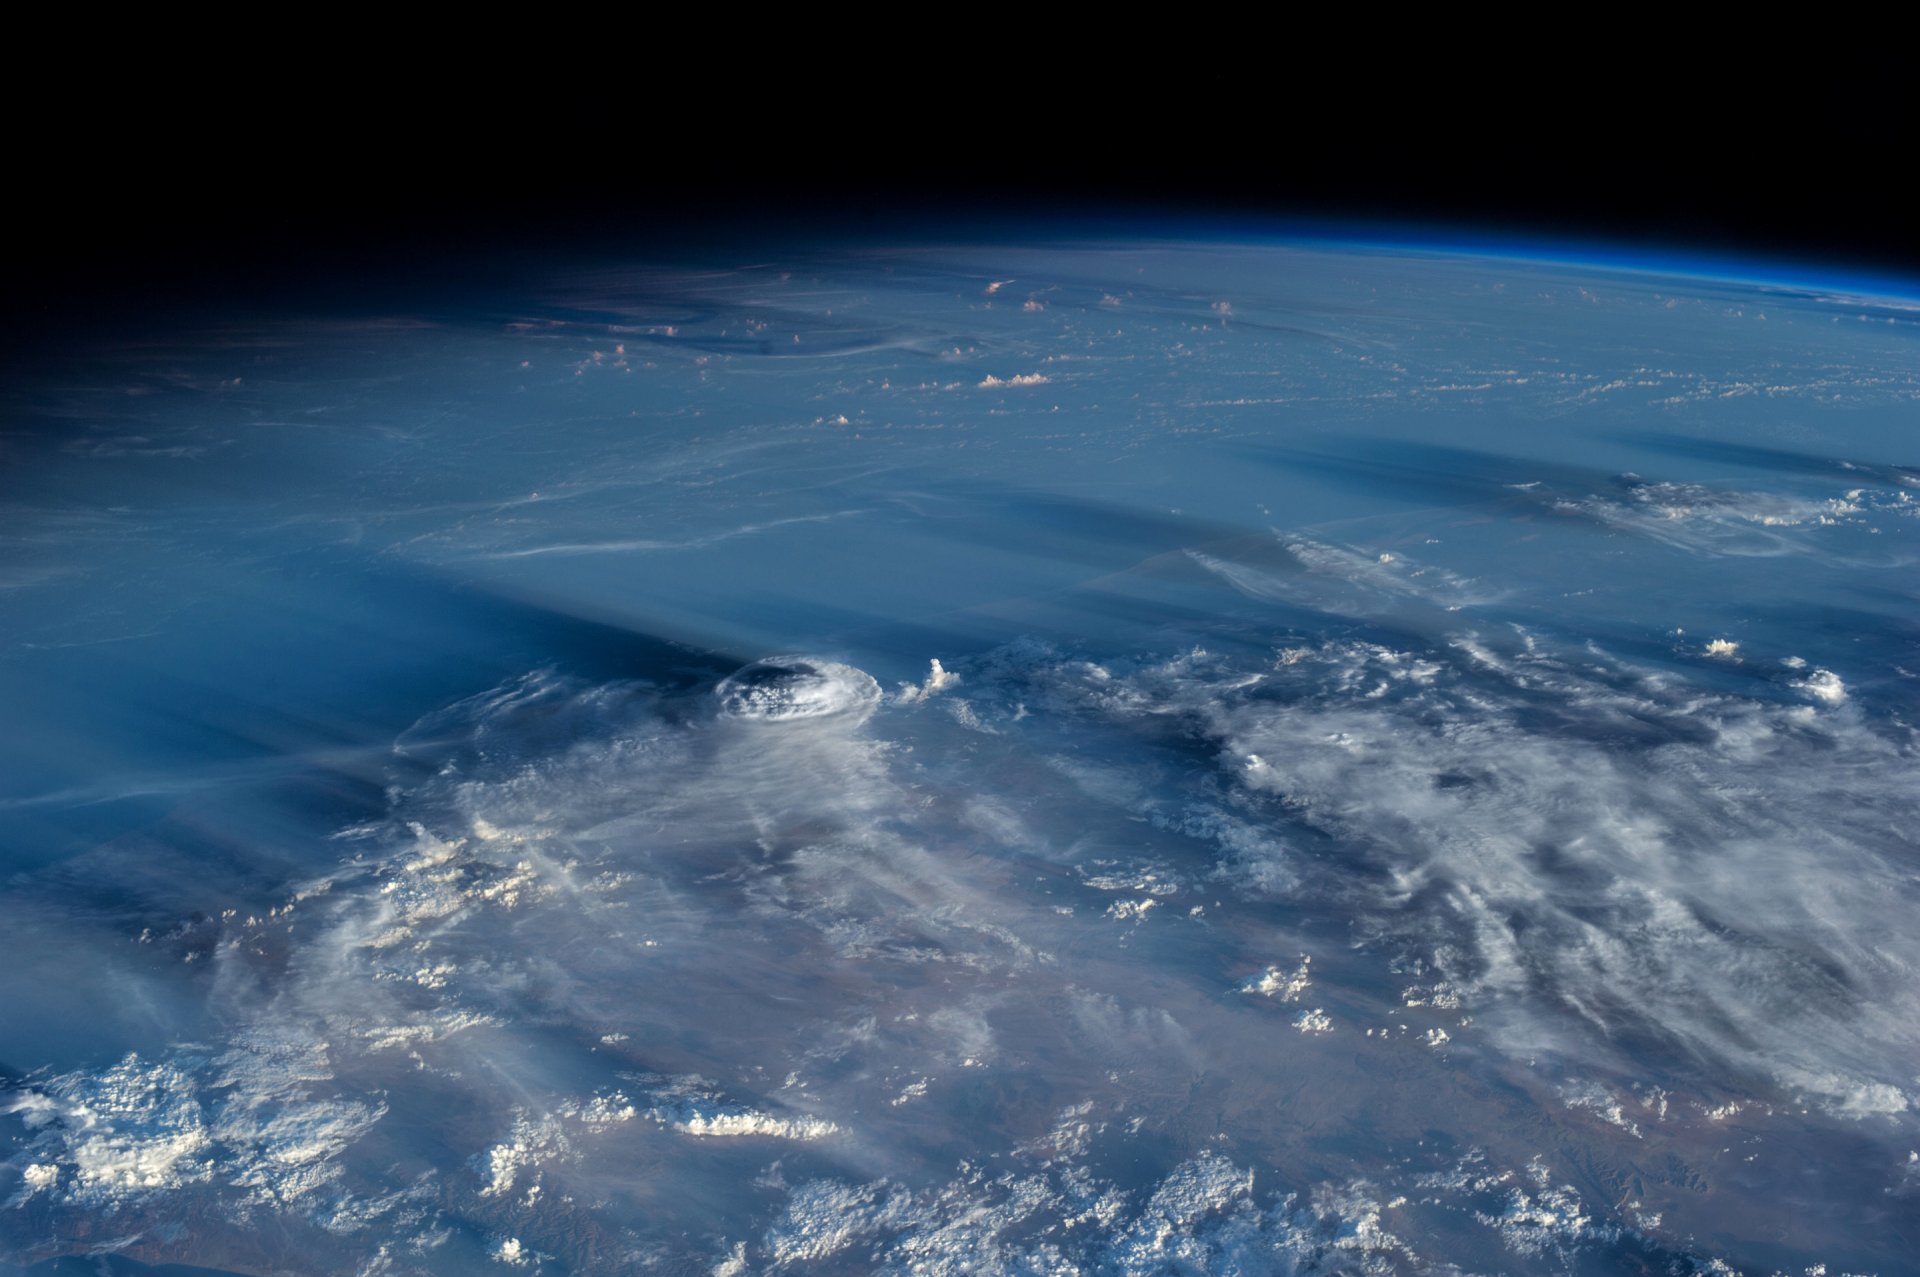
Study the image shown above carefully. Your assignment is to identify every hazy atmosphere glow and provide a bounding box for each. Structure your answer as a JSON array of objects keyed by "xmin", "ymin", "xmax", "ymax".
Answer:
[{"xmin": 3, "ymin": 238, "xmax": 1917, "ymax": 1276}]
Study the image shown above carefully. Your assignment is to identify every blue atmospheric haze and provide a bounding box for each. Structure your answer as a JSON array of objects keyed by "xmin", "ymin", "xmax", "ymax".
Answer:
[{"xmin": 2, "ymin": 235, "xmax": 1917, "ymax": 1275}]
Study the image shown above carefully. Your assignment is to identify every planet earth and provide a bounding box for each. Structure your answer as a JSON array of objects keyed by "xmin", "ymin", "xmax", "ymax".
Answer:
[{"xmin": 2, "ymin": 235, "xmax": 1917, "ymax": 1275}]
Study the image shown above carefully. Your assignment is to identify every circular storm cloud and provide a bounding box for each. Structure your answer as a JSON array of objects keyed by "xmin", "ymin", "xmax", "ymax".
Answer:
[{"xmin": 714, "ymin": 657, "xmax": 881, "ymax": 725}]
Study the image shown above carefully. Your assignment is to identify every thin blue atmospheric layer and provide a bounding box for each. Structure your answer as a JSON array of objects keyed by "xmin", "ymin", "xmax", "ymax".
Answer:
[
  {"xmin": 0, "ymin": 233, "xmax": 1917, "ymax": 1277},
  {"xmin": 1133, "ymin": 212, "xmax": 1920, "ymax": 310}
]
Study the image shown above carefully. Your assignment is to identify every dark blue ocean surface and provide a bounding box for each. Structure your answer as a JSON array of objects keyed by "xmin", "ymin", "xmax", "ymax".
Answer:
[{"xmin": 3, "ymin": 238, "xmax": 1917, "ymax": 1275}]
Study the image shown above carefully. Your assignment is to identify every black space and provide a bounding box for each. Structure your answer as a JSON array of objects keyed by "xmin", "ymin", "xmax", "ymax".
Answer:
[{"xmin": 6, "ymin": 46, "xmax": 1913, "ymax": 359}]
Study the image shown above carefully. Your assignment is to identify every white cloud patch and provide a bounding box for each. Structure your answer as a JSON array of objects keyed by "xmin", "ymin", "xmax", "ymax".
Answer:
[
  {"xmin": 1547, "ymin": 475, "xmax": 1916, "ymax": 560},
  {"xmin": 742, "ymin": 1146, "xmax": 1694, "ymax": 1274},
  {"xmin": 1234, "ymin": 643, "xmax": 1909, "ymax": 1111},
  {"xmin": 1562, "ymin": 1081, "xmax": 1643, "ymax": 1137},
  {"xmin": 7, "ymin": 1055, "xmax": 214, "ymax": 1206},
  {"xmin": 1188, "ymin": 535, "xmax": 1503, "ymax": 628},
  {"xmin": 6, "ymin": 1035, "xmax": 386, "ymax": 1216},
  {"xmin": 474, "ymin": 1110, "xmax": 570, "ymax": 1200},
  {"xmin": 895, "ymin": 657, "xmax": 959, "ymax": 705},
  {"xmin": 973, "ymin": 629, "xmax": 1920, "ymax": 1122},
  {"xmin": 7, "ymin": 624, "xmax": 1910, "ymax": 1270},
  {"xmin": 489, "ymin": 1235, "xmax": 538, "ymax": 1266},
  {"xmin": 1794, "ymin": 667, "xmax": 1848, "ymax": 705},
  {"xmin": 1240, "ymin": 956, "xmax": 1312, "ymax": 1002},
  {"xmin": 1478, "ymin": 1157, "xmax": 1614, "ymax": 1259},
  {"xmin": 637, "ymin": 1075, "xmax": 837, "ymax": 1141},
  {"xmin": 716, "ymin": 656, "xmax": 883, "ymax": 723}
]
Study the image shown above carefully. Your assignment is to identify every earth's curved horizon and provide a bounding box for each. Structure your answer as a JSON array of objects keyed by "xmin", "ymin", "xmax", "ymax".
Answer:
[{"xmin": 2, "ymin": 231, "xmax": 1916, "ymax": 1275}]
